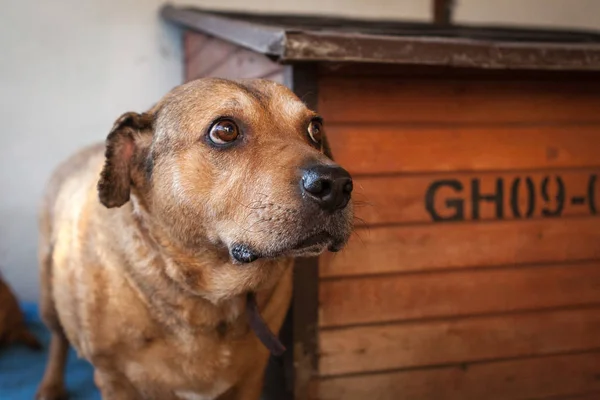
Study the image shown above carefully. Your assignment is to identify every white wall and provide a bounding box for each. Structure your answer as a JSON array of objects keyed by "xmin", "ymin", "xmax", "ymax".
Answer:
[
  {"xmin": 1, "ymin": 0, "xmax": 599, "ymax": 302},
  {"xmin": 455, "ymin": 0, "xmax": 600, "ymax": 31},
  {"xmin": 0, "ymin": 0, "xmax": 176, "ymax": 301}
]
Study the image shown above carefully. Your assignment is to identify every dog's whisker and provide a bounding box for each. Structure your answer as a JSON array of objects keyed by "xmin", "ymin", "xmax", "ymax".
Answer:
[
  {"xmin": 230, "ymin": 196, "xmax": 265, "ymax": 210},
  {"xmin": 353, "ymin": 200, "xmax": 375, "ymax": 209},
  {"xmin": 351, "ymin": 228, "xmax": 368, "ymax": 247},
  {"xmin": 353, "ymin": 216, "xmax": 368, "ymax": 227},
  {"xmin": 233, "ymin": 218, "xmax": 266, "ymax": 234}
]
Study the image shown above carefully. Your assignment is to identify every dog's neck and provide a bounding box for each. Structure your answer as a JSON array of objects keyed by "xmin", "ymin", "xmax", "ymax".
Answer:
[{"xmin": 120, "ymin": 198, "xmax": 288, "ymax": 354}]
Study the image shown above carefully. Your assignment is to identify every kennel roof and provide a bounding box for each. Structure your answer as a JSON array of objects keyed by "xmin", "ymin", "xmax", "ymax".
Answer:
[{"xmin": 161, "ymin": 3, "xmax": 600, "ymax": 71}]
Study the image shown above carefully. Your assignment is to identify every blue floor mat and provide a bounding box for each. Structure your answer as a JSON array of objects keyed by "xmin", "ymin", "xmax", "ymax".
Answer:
[{"xmin": 0, "ymin": 303, "xmax": 100, "ymax": 400}]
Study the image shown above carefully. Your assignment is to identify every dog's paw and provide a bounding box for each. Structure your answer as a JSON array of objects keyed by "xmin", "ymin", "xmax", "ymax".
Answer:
[{"xmin": 35, "ymin": 383, "xmax": 68, "ymax": 400}]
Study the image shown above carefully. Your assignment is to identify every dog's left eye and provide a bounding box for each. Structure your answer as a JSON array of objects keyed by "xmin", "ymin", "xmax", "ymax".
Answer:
[
  {"xmin": 209, "ymin": 119, "xmax": 239, "ymax": 145},
  {"xmin": 307, "ymin": 120, "xmax": 323, "ymax": 145}
]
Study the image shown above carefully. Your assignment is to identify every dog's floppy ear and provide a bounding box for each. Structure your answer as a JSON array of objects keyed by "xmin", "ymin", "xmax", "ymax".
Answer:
[{"xmin": 98, "ymin": 112, "xmax": 153, "ymax": 208}]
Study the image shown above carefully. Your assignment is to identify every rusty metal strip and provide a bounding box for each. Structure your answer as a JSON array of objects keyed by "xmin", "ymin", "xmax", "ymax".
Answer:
[{"xmin": 282, "ymin": 31, "xmax": 600, "ymax": 71}]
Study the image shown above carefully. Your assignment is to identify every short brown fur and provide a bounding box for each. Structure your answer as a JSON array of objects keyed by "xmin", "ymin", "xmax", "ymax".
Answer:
[{"xmin": 36, "ymin": 78, "xmax": 352, "ymax": 400}]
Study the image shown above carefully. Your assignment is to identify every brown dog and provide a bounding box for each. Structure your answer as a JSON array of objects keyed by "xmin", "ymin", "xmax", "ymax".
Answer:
[
  {"xmin": 35, "ymin": 78, "xmax": 353, "ymax": 400},
  {"xmin": 0, "ymin": 273, "xmax": 41, "ymax": 349}
]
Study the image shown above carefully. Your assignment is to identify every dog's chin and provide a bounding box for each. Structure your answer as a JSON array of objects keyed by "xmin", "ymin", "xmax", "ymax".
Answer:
[{"xmin": 229, "ymin": 231, "xmax": 346, "ymax": 264}]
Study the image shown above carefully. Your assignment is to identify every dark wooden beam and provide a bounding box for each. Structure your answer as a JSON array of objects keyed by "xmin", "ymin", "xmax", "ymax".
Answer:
[
  {"xmin": 285, "ymin": 62, "xmax": 320, "ymax": 400},
  {"xmin": 433, "ymin": 0, "xmax": 454, "ymax": 25}
]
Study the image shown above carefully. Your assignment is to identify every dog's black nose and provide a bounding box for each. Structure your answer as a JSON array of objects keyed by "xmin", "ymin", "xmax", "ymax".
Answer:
[{"xmin": 301, "ymin": 165, "xmax": 353, "ymax": 211}]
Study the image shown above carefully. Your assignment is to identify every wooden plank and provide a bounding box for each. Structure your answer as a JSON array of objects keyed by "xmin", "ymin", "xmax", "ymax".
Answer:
[
  {"xmin": 204, "ymin": 46, "xmax": 283, "ymax": 80},
  {"xmin": 185, "ymin": 32, "xmax": 210, "ymax": 82},
  {"xmin": 186, "ymin": 35, "xmax": 239, "ymax": 81},
  {"xmin": 319, "ymin": 77, "xmax": 600, "ymax": 124},
  {"xmin": 354, "ymin": 170, "xmax": 600, "ymax": 225},
  {"xmin": 183, "ymin": 31, "xmax": 284, "ymax": 83},
  {"xmin": 319, "ymin": 307, "xmax": 600, "ymax": 376},
  {"xmin": 326, "ymin": 125, "xmax": 600, "ymax": 175},
  {"xmin": 321, "ymin": 217, "xmax": 600, "ymax": 278},
  {"xmin": 184, "ymin": 31, "xmax": 209, "ymax": 65},
  {"xmin": 317, "ymin": 351, "xmax": 600, "ymax": 400},
  {"xmin": 320, "ymin": 262, "xmax": 600, "ymax": 327}
]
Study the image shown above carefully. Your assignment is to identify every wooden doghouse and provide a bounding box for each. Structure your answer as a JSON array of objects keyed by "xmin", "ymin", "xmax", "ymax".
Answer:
[{"xmin": 162, "ymin": 5, "xmax": 600, "ymax": 399}]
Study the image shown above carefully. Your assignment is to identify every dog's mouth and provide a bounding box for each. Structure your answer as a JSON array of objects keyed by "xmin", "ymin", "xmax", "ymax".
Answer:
[
  {"xmin": 293, "ymin": 231, "xmax": 331, "ymax": 250},
  {"xmin": 230, "ymin": 231, "xmax": 342, "ymax": 264}
]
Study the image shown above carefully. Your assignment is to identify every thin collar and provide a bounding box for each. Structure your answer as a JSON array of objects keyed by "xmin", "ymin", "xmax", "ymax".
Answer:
[{"xmin": 245, "ymin": 292, "xmax": 286, "ymax": 356}]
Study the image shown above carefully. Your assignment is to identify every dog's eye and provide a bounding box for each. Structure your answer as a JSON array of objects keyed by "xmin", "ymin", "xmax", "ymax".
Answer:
[
  {"xmin": 307, "ymin": 120, "xmax": 323, "ymax": 145},
  {"xmin": 209, "ymin": 119, "xmax": 239, "ymax": 145}
]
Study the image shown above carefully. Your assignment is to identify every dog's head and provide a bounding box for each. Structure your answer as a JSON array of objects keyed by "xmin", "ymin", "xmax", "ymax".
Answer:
[{"xmin": 98, "ymin": 78, "xmax": 353, "ymax": 269}]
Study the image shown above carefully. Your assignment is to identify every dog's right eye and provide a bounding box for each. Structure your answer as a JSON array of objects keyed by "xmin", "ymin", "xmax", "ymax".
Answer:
[
  {"xmin": 307, "ymin": 119, "xmax": 323, "ymax": 145},
  {"xmin": 209, "ymin": 119, "xmax": 239, "ymax": 145}
]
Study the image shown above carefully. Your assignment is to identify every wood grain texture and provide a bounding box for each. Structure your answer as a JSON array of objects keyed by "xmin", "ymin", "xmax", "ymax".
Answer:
[
  {"xmin": 184, "ymin": 31, "xmax": 209, "ymax": 65},
  {"xmin": 319, "ymin": 307, "xmax": 600, "ymax": 376},
  {"xmin": 319, "ymin": 77, "xmax": 600, "ymax": 124},
  {"xmin": 312, "ymin": 68, "xmax": 600, "ymax": 398},
  {"xmin": 185, "ymin": 32, "xmax": 210, "ymax": 82},
  {"xmin": 326, "ymin": 125, "xmax": 600, "ymax": 175},
  {"xmin": 316, "ymin": 351, "xmax": 600, "ymax": 400},
  {"xmin": 206, "ymin": 46, "xmax": 283, "ymax": 80},
  {"xmin": 353, "ymin": 169, "xmax": 600, "ymax": 225},
  {"xmin": 320, "ymin": 262, "xmax": 600, "ymax": 327},
  {"xmin": 188, "ymin": 37, "xmax": 239, "ymax": 81},
  {"xmin": 184, "ymin": 31, "xmax": 284, "ymax": 83},
  {"xmin": 321, "ymin": 217, "xmax": 600, "ymax": 278}
]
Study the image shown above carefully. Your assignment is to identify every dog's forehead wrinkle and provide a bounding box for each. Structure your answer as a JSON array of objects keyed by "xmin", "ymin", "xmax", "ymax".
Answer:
[
  {"xmin": 231, "ymin": 81, "xmax": 271, "ymax": 108},
  {"xmin": 161, "ymin": 79, "xmax": 253, "ymax": 114},
  {"xmin": 234, "ymin": 78, "xmax": 310, "ymax": 118},
  {"xmin": 280, "ymin": 96, "xmax": 308, "ymax": 116}
]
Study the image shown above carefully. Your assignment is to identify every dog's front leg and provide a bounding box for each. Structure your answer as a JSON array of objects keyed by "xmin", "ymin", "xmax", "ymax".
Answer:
[
  {"xmin": 94, "ymin": 369, "xmax": 141, "ymax": 400},
  {"xmin": 36, "ymin": 332, "xmax": 69, "ymax": 400}
]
